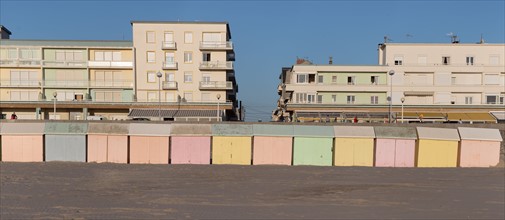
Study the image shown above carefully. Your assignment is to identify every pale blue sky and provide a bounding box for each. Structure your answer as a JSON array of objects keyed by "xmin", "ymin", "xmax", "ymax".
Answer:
[{"xmin": 1, "ymin": 0, "xmax": 504, "ymax": 121}]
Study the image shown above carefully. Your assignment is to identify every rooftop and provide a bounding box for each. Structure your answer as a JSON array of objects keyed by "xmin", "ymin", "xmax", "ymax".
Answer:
[{"xmin": 0, "ymin": 39, "xmax": 133, "ymax": 47}]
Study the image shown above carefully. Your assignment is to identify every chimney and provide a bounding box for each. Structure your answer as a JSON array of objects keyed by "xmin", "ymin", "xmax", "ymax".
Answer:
[
  {"xmin": 329, "ymin": 56, "xmax": 333, "ymax": 64},
  {"xmin": 0, "ymin": 25, "xmax": 12, "ymax": 39},
  {"xmin": 296, "ymin": 57, "xmax": 305, "ymax": 64}
]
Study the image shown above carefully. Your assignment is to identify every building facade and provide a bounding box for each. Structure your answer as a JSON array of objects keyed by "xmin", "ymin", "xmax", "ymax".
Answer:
[
  {"xmin": 275, "ymin": 42, "xmax": 505, "ymax": 123},
  {"xmin": 0, "ymin": 21, "xmax": 240, "ymax": 121}
]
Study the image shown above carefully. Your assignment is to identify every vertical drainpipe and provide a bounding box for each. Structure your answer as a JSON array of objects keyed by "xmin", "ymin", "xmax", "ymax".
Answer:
[{"xmin": 133, "ymin": 47, "xmax": 137, "ymax": 102}]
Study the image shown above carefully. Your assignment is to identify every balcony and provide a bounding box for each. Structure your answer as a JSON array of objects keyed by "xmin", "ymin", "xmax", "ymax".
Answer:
[
  {"xmin": 88, "ymin": 61, "xmax": 133, "ymax": 69},
  {"xmin": 199, "ymin": 61, "xmax": 234, "ymax": 70},
  {"xmin": 0, "ymin": 59, "xmax": 41, "ymax": 67},
  {"xmin": 200, "ymin": 41, "xmax": 233, "ymax": 50},
  {"xmin": 162, "ymin": 62, "xmax": 178, "ymax": 70},
  {"xmin": 162, "ymin": 81, "xmax": 178, "ymax": 90},
  {"xmin": 199, "ymin": 81, "xmax": 233, "ymax": 90},
  {"xmin": 90, "ymin": 81, "xmax": 134, "ymax": 88},
  {"xmin": 161, "ymin": 41, "xmax": 177, "ymax": 50},
  {"xmin": 42, "ymin": 60, "xmax": 87, "ymax": 68},
  {"xmin": 0, "ymin": 80, "xmax": 41, "ymax": 87},
  {"xmin": 42, "ymin": 80, "xmax": 133, "ymax": 88}
]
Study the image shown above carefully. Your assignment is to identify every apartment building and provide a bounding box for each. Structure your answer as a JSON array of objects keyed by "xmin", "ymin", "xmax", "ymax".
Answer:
[
  {"xmin": 130, "ymin": 21, "xmax": 238, "ymax": 121},
  {"xmin": 0, "ymin": 40, "xmax": 134, "ymax": 120},
  {"xmin": 275, "ymin": 42, "xmax": 505, "ymax": 123},
  {"xmin": 0, "ymin": 21, "xmax": 239, "ymax": 121}
]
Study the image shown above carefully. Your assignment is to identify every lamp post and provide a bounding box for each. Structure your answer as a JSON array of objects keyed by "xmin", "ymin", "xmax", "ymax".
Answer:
[
  {"xmin": 216, "ymin": 94, "xmax": 221, "ymax": 121},
  {"xmin": 388, "ymin": 70, "xmax": 395, "ymax": 123},
  {"xmin": 157, "ymin": 71, "xmax": 163, "ymax": 121},
  {"xmin": 401, "ymin": 97, "xmax": 405, "ymax": 124},
  {"xmin": 52, "ymin": 91, "xmax": 57, "ymax": 120}
]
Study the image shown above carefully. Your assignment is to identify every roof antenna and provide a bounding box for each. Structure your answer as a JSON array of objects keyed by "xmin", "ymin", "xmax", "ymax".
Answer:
[
  {"xmin": 479, "ymin": 34, "xmax": 485, "ymax": 44},
  {"xmin": 384, "ymin": 35, "xmax": 393, "ymax": 43}
]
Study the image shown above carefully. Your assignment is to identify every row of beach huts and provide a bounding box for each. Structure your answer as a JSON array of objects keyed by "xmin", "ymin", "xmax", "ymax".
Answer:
[{"xmin": 0, "ymin": 122, "xmax": 502, "ymax": 167}]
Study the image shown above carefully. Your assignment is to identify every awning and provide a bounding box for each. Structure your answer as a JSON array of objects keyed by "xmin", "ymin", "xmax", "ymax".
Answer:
[
  {"xmin": 404, "ymin": 91, "xmax": 434, "ymax": 96},
  {"xmin": 490, "ymin": 111, "xmax": 505, "ymax": 120},
  {"xmin": 447, "ymin": 113, "xmax": 496, "ymax": 122},
  {"xmin": 128, "ymin": 109, "xmax": 218, "ymax": 118}
]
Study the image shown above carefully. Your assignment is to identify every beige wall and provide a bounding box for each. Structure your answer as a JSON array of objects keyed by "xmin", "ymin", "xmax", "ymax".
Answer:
[{"xmin": 133, "ymin": 22, "xmax": 231, "ymax": 102}]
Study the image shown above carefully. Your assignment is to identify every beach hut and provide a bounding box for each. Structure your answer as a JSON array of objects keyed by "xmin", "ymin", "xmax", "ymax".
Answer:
[
  {"xmin": 416, "ymin": 127, "xmax": 460, "ymax": 167},
  {"xmin": 374, "ymin": 126, "xmax": 417, "ymax": 167},
  {"xmin": 45, "ymin": 122, "xmax": 88, "ymax": 162},
  {"xmin": 333, "ymin": 126, "xmax": 375, "ymax": 167},
  {"xmin": 1, "ymin": 122, "xmax": 45, "ymax": 162},
  {"xmin": 129, "ymin": 123, "xmax": 170, "ymax": 164},
  {"xmin": 292, "ymin": 125, "xmax": 334, "ymax": 166},
  {"xmin": 211, "ymin": 124, "xmax": 253, "ymax": 165},
  {"xmin": 458, "ymin": 127, "xmax": 503, "ymax": 167},
  {"xmin": 252, "ymin": 124, "xmax": 294, "ymax": 165},
  {"xmin": 170, "ymin": 123, "xmax": 212, "ymax": 164},
  {"xmin": 87, "ymin": 122, "xmax": 129, "ymax": 163}
]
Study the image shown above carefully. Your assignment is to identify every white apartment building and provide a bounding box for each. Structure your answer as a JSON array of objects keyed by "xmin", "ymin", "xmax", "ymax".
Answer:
[
  {"xmin": 275, "ymin": 42, "xmax": 505, "ymax": 123},
  {"xmin": 130, "ymin": 21, "xmax": 238, "ymax": 121}
]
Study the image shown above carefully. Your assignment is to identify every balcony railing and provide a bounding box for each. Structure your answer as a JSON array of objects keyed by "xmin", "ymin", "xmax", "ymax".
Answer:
[
  {"xmin": 162, "ymin": 81, "xmax": 178, "ymax": 90},
  {"xmin": 42, "ymin": 60, "xmax": 87, "ymax": 68},
  {"xmin": 88, "ymin": 61, "xmax": 133, "ymax": 68},
  {"xmin": 162, "ymin": 62, "xmax": 178, "ymax": 70},
  {"xmin": 42, "ymin": 80, "xmax": 133, "ymax": 88},
  {"xmin": 0, "ymin": 59, "xmax": 42, "ymax": 67},
  {"xmin": 199, "ymin": 61, "xmax": 233, "ymax": 70},
  {"xmin": 162, "ymin": 41, "xmax": 177, "ymax": 50},
  {"xmin": 0, "ymin": 80, "xmax": 41, "ymax": 87},
  {"xmin": 199, "ymin": 81, "xmax": 233, "ymax": 90},
  {"xmin": 200, "ymin": 41, "xmax": 233, "ymax": 50}
]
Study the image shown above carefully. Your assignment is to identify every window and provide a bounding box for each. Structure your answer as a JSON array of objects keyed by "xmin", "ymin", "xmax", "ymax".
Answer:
[
  {"xmin": 147, "ymin": 92, "xmax": 157, "ymax": 101},
  {"xmin": 489, "ymin": 55, "xmax": 500, "ymax": 65},
  {"xmin": 347, "ymin": 76, "xmax": 355, "ymax": 85},
  {"xmin": 201, "ymin": 93, "xmax": 211, "ymax": 101},
  {"xmin": 486, "ymin": 95, "xmax": 497, "ymax": 104},
  {"xmin": 442, "ymin": 56, "xmax": 450, "ymax": 65},
  {"xmin": 465, "ymin": 96, "xmax": 473, "ymax": 104},
  {"xmin": 95, "ymin": 51, "xmax": 121, "ymax": 61},
  {"xmin": 318, "ymin": 75, "xmax": 324, "ymax": 83},
  {"xmin": 203, "ymin": 52, "xmax": 211, "ymax": 61},
  {"xmin": 146, "ymin": 31, "xmax": 155, "ymax": 43},
  {"xmin": 371, "ymin": 96, "xmax": 379, "ymax": 104},
  {"xmin": 184, "ymin": 32, "xmax": 193, "ymax": 43},
  {"xmin": 95, "ymin": 91, "xmax": 121, "ymax": 102},
  {"xmin": 308, "ymin": 74, "xmax": 316, "ymax": 83},
  {"xmin": 165, "ymin": 92, "xmax": 175, "ymax": 102},
  {"xmin": 297, "ymin": 74, "xmax": 306, "ymax": 83},
  {"xmin": 10, "ymin": 71, "xmax": 38, "ymax": 86},
  {"xmin": 55, "ymin": 50, "xmax": 83, "ymax": 61},
  {"xmin": 184, "ymin": 92, "xmax": 193, "ymax": 101},
  {"xmin": 331, "ymin": 95, "xmax": 337, "ymax": 103},
  {"xmin": 184, "ymin": 52, "xmax": 192, "ymax": 63},
  {"xmin": 19, "ymin": 48, "xmax": 40, "ymax": 59},
  {"xmin": 347, "ymin": 95, "xmax": 355, "ymax": 104},
  {"xmin": 184, "ymin": 71, "xmax": 193, "ymax": 83},
  {"xmin": 371, "ymin": 76, "xmax": 379, "ymax": 85},
  {"xmin": 466, "ymin": 56, "xmax": 474, "ymax": 65},
  {"xmin": 147, "ymin": 51, "xmax": 155, "ymax": 63},
  {"xmin": 0, "ymin": 48, "xmax": 17, "ymax": 59},
  {"xmin": 295, "ymin": 93, "xmax": 307, "ymax": 103},
  {"xmin": 147, "ymin": 72, "xmax": 156, "ymax": 83},
  {"xmin": 9, "ymin": 91, "xmax": 38, "ymax": 101},
  {"xmin": 307, "ymin": 94, "xmax": 316, "ymax": 103},
  {"xmin": 332, "ymin": 76, "xmax": 337, "ymax": 83},
  {"xmin": 202, "ymin": 73, "xmax": 211, "ymax": 82},
  {"xmin": 394, "ymin": 56, "xmax": 403, "ymax": 65},
  {"xmin": 500, "ymin": 96, "xmax": 504, "ymax": 104},
  {"xmin": 164, "ymin": 32, "xmax": 173, "ymax": 42},
  {"xmin": 165, "ymin": 52, "xmax": 175, "ymax": 64},
  {"xmin": 317, "ymin": 95, "xmax": 323, "ymax": 104},
  {"xmin": 162, "ymin": 73, "xmax": 173, "ymax": 83}
]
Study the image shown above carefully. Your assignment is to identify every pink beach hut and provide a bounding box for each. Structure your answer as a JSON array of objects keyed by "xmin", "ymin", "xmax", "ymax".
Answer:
[
  {"xmin": 87, "ymin": 122, "xmax": 129, "ymax": 163},
  {"xmin": 170, "ymin": 123, "xmax": 211, "ymax": 164},
  {"xmin": 252, "ymin": 124, "xmax": 294, "ymax": 165},
  {"xmin": 0, "ymin": 122, "xmax": 44, "ymax": 162},
  {"xmin": 458, "ymin": 127, "xmax": 503, "ymax": 167},
  {"xmin": 374, "ymin": 126, "xmax": 417, "ymax": 167}
]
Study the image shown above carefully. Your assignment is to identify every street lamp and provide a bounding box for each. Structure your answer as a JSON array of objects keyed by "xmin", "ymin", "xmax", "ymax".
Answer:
[
  {"xmin": 216, "ymin": 94, "xmax": 221, "ymax": 121},
  {"xmin": 52, "ymin": 91, "xmax": 57, "ymax": 120},
  {"xmin": 388, "ymin": 70, "xmax": 395, "ymax": 123},
  {"xmin": 157, "ymin": 71, "xmax": 163, "ymax": 121},
  {"xmin": 401, "ymin": 97, "xmax": 405, "ymax": 124}
]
